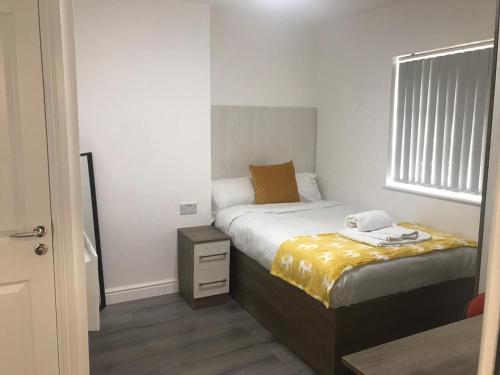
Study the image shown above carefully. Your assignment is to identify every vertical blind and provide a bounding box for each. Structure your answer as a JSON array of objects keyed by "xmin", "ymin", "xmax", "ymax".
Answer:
[{"xmin": 388, "ymin": 43, "xmax": 493, "ymax": 198}]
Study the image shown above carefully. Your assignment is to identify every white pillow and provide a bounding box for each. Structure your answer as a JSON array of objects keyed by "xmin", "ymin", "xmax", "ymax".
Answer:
[
  {"xmin": 296, "ymin": 173, "xmax": 322, "ymax": 202},
  {"xmin": 211, "ymin": 177, "xmax": 255, "ymax": 213}
]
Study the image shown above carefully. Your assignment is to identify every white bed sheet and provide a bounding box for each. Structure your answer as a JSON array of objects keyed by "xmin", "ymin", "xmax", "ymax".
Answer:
[{"xmin": 214, "ymin": 201, "xmax": 477, "ymax": 308}]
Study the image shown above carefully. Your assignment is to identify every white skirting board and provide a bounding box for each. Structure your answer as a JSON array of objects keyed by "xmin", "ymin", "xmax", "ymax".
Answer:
[{"xmin": 105, "ymin": 278, "xmax": 179, "ymax": 305}]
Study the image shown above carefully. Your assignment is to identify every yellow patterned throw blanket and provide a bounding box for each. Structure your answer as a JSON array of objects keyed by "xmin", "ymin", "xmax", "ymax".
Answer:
[{"xmin": 270, "ymin": 223, "xmax": 477, "ymax": 308}]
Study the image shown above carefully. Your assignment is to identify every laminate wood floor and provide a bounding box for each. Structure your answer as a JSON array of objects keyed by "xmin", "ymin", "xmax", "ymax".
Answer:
[{"xmin": 89, "ymin": 294, "xmax": 315, "ymax": 375}]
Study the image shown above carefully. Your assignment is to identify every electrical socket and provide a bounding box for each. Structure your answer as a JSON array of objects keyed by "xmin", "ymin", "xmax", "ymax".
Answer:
[{"xmin": 179, "ymin": 202, "xmax": 197, "ymax": 215}]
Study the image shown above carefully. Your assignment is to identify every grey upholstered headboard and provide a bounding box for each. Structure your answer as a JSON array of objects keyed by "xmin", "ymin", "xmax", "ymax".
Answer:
[{"xmin": 211, "ymin": 106, "xmax": 317, "ymax": 179}]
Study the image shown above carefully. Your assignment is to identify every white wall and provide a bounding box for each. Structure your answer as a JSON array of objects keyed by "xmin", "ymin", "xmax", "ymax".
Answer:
[
  {"xmin": 211, "ymin": 8, "xmax": 317, "ymax": 107},
  {"xmin": 75, "ymin": 0, "xmax": 211, "ymax": 301},
  {"xmin": 480, "ymin": 38, "xmax": 500, "ymax": 292},
  {"xmin": 316, "ymin": 0, "xmax": 496, "ymax": 241}
]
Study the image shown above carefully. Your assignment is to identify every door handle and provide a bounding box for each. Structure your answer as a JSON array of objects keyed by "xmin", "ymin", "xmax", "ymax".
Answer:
[{"xmin": 10, "ymin": 225, "xmax": 46, "ymax": 238}]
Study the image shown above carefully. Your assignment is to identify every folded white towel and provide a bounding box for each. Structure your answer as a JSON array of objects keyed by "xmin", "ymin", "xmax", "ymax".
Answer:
[
  {"xmin": 362, "ymin": 226, "xmax": 421, "ymax": 242},
  {"xmin": 345, "ymin": 210, "xmax": 393, "ymax": 232},
  {"xmin": 339, "ymin": 225, "xmax": 432, "ymax": 247}
]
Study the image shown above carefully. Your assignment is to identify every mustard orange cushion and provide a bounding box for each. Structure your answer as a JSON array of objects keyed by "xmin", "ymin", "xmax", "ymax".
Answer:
[{"xmin": 249, "ymin": 161, "xmax": 300, "ymax": 204}]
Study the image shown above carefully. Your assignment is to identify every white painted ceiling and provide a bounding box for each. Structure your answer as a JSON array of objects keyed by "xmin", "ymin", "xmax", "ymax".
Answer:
[{"xmin": 210, "ymin": 0, "xmax": 400, "ymax": 24}]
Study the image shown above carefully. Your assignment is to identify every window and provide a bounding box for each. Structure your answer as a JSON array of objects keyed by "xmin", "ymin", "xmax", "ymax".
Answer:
[{"xmin": 387, "ymin": 41, "xmax": 494, "ymax": 205}]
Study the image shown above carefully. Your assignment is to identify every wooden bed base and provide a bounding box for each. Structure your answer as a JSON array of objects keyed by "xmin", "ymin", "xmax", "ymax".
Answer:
[{"xmin": 229, "ymin": 246, "xmax": 475, "ymax": 375}]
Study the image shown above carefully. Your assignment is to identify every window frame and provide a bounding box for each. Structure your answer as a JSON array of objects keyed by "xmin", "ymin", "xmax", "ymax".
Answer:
[{"xmin": 385, "ymin": 40, "xmax": 494, "ymax": 206}]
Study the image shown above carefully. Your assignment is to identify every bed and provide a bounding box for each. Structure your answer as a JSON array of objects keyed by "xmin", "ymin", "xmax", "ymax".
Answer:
[
  {"xmin": 215, "ymin": 201, "xmax": 476, "ymax": 309},
  {"xmin": 214, "ymin": 202, "xmax": 476, "ymax": 374},
  {"xmin": 210, "ymin": 105, "xmax": 477, "ymax": 374}
]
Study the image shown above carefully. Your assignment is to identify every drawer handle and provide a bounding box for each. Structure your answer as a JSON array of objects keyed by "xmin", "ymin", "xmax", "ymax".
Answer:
[
  {"xmin": 199, "ymin": 279, "xmax": 227, "ymax": 287},
  {"xmin": 199, "ymin": 252, "xmax": 227, "ymax": 260}
]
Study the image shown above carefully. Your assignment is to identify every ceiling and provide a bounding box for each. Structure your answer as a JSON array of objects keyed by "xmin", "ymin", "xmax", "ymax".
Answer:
[{"xmin": 209, "ymin": 0, "xmax": 400, "ymax": 25}]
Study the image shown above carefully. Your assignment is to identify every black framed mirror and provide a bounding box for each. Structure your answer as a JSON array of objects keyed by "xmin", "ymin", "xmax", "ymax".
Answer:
[{"xmin": 80, "ymin": 152, "xmax": 106, "ymax": 310}]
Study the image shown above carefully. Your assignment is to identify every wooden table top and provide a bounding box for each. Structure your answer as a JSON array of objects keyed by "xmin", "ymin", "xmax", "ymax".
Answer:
[
  {"xmin": 178, "ymin": 225, "xmax": 230, "ymax": 244},
  {"xmin": 342, "ymin": 316, "xmax": 482, "ymax": 375}
]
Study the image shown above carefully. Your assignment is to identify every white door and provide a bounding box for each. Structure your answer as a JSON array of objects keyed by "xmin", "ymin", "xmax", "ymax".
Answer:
[{"xmin": 0, "ymin": 0, "xmax": 59, "ymax": 373}]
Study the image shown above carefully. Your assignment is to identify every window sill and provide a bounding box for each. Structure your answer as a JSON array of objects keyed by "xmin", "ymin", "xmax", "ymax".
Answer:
[{"xmin": 383, "ymin": 181, "xmax": 482, "ymax": 207}]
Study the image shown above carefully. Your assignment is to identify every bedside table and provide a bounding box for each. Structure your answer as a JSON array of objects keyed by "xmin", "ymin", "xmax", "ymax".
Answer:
[{"xmin": 177, "ymin": 226, "xmax": 231, "ymax": 309}]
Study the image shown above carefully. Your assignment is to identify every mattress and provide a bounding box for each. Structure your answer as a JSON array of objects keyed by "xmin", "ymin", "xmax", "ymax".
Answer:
[{"xmin": 214, "ymin": 201, "xmax": 477, "ymax": 308}]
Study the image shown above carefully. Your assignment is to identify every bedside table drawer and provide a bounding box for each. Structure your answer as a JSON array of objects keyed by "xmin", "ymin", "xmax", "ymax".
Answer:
[
  {"xmin": 193, "ymin": 240, "xmax": 230, "ymax": 270},
  {"xmin": 193, "ymin": 267, "xmax": 229, "ymax": 299}
]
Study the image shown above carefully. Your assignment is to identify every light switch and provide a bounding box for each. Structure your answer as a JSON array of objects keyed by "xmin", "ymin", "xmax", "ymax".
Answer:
[{"xmin": 179, "ymin": 202, "xmax": 197, "ymax": 215}]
